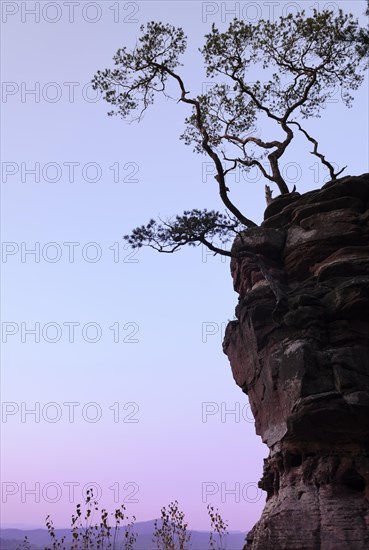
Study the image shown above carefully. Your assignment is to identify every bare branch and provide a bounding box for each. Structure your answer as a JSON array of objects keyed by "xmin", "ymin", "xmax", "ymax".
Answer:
[{"xmin": 289, "ymin": 121, "xmax": 347, "ymax": 180}]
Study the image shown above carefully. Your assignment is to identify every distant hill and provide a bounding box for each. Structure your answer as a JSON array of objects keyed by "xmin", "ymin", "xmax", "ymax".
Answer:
[{"xmin": 0, "ymin": 523, "xmax": 247, "ymax": 549}]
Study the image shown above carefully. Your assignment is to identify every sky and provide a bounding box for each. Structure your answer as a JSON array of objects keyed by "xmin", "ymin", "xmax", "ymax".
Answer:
[{"xmin": 1, "ymin": 0, "xmax": 368, "ymax": 534}]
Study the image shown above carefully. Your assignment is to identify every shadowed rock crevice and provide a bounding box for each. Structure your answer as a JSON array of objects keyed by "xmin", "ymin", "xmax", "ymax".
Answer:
[{"xmin": 223, "ymin": 174, "xmax": 369, "ymax": 550}]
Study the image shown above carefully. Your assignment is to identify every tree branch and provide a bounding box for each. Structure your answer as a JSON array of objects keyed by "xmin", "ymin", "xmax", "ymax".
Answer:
[
  {"xmin": 289, "ymin": 121, "xmax": 347, "ymax": 180},
  {"xmin": 152, "ymin": 62, "xmax": 257, "ymax": 227}
]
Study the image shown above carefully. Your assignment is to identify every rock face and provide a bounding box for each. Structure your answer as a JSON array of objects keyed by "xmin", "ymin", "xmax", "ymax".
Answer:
[{"xmin": 223, "ymin": 174, "xmax": 369, "ymax": 550}]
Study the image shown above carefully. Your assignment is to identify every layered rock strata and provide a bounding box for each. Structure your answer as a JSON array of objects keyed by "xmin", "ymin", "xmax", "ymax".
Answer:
[{"xmin": 223, "ymin": 174, "xmax": 369, "ymax": 549}]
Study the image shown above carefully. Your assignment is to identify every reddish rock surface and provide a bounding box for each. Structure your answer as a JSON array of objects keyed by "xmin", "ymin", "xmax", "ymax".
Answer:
[{"xmin": 223, "ymin": 174, "xmax": 369, "ymax": 549}]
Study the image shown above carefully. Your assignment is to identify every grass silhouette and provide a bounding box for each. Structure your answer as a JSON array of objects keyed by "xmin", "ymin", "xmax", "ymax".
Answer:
[{"xmin": 16, "ymin": 489, "xmax": 229, "ymax": 550}]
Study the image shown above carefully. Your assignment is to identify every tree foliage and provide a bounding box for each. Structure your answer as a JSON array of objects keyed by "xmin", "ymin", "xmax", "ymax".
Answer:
[
  {"xmin": 124, "ymin": 210, "xmax": 245, "ymax": 255},
  {"xmin": 92, "ymin": 7, "xmax": 368, "ymax": 257}
]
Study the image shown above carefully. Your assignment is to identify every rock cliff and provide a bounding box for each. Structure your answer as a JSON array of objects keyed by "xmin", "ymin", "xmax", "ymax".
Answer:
[{"xmin": 223, "ymin": 174, "xmax": 369, "ymax": 549}]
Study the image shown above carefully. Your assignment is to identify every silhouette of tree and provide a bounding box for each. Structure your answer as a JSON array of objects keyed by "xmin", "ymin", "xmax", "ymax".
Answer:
[{"xmin": 93, "ymin": 8, "xmax": 368, "ymax": 257}]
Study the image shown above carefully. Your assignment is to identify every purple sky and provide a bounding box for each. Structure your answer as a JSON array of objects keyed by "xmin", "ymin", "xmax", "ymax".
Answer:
[{"xmin": 1, "ymin": 0, "xmax": 368, "ymax": 533}]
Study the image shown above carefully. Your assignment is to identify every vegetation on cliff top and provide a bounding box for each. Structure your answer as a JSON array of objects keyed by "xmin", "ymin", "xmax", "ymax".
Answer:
[{"xmin": 92, "ymin": 5, "xmax": 368, "ymax": 256}]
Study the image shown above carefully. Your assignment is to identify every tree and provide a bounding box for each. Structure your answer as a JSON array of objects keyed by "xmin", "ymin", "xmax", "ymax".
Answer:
[{"xmin": 92, "ymin": 8, "xmax": 368, "ymax": 258}]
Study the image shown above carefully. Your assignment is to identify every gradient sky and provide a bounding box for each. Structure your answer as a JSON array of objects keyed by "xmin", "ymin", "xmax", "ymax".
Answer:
[{"xmin": 1, "ymin": 0, "xmax": 368, "ymax": 533}]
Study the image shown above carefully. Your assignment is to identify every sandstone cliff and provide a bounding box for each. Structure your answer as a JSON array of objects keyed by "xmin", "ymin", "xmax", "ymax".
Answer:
[{"xmin": 223, "ymin": 174, "xmax": 369, "ymax": 549}]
